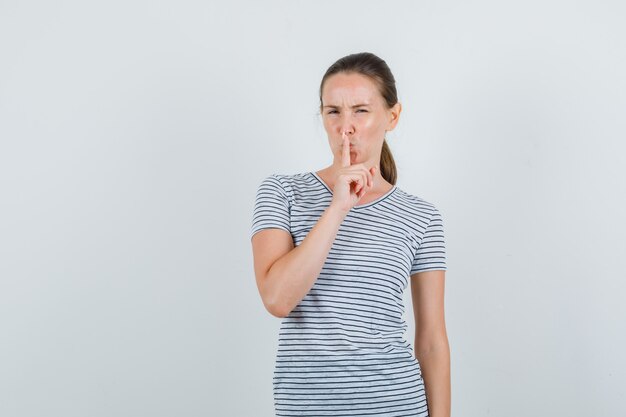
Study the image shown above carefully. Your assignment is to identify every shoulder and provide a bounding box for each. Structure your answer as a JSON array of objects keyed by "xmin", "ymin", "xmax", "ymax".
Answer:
[
  {"xmin": 256, "ymin": 171, "xmax": 313, "ymax": 201},
  {"xmin": 392, "ymin": 187, "xmax": 444, "ymax": 228},
  {"xmin": 260, "ymin": 171, "xmax": 311, "ymax": 188}
]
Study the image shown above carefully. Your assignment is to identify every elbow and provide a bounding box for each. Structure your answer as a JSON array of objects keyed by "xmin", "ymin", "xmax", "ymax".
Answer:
[
  {"xmin": 414, "ymin": 333, "xmax": 449, "ymax": 354},
  {"xmin": 264, "ymin": 292, "xmax": 291, "ymax": 318},
  {"xmin": 261, "ymin": 278, "xmax": 293, "ymax": 318},
  {"xmin": 258, "ymin": 275, "xmax": 287, "ymax": 318},
  {"xmin": 267, "ymin": 301, "xmax": 290, "ymax": 318},
  {"xmin": 258, "ymin": 269, "xmax": 294, "ymax": 318}
]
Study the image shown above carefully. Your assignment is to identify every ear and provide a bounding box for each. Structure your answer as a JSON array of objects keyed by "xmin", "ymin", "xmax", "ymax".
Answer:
[{"xmin": 386, "ymin": 102, "xmax": 402, "ymax": 131}]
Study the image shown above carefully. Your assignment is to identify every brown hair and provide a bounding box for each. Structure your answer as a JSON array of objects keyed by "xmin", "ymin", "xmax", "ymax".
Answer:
[{"xmin": 319, "ymin": 52, "xmax": 398, "ymax": 185}]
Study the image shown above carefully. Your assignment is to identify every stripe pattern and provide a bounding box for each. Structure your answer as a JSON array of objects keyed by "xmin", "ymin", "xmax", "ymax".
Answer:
[{"xmin": 251, "ymin": 172, "xmax": 447, "ymax": 416}]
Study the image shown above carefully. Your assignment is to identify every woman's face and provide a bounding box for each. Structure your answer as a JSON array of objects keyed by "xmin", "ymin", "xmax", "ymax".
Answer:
[{"xmin": 321, "ymin": 72, "xmax": 401, "ymax": 169}]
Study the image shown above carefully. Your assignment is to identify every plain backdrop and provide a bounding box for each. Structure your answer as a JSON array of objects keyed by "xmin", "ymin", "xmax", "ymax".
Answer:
[{"xmin": 1, "ymin": 1, "xmax": 625, "ymax": 416}]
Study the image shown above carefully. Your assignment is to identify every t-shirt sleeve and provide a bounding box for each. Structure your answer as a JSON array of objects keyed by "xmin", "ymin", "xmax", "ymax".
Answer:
[
  {"xmin": 250, "ymin": 174, "xmax": 292, "ymax": 240},
  {"xmin": 410, "ymin": 206, "xmax": 447, "ymax": 274}
]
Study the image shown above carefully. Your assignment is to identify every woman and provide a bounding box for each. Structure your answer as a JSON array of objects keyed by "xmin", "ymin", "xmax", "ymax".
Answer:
[{"xmin": 250, "ymin": 52, "xmax": 450, "ymax": 417}]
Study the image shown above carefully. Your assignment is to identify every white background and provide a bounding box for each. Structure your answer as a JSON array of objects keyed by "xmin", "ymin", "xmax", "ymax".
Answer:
[{"xmin": 1, "ymin": 1, "xmax": 625, "ymax": 416}]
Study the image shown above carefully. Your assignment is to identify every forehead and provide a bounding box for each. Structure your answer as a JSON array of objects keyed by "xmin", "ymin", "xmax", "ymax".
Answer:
[{"xmin": 321, "ymin": 72, "xmax": 381, "ymax": 105}]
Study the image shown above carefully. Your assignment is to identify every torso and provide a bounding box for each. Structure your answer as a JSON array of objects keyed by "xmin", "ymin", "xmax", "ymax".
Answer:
[{"xmin": 253, "ymin": 171, "xmax": 444, "ymax": 417}]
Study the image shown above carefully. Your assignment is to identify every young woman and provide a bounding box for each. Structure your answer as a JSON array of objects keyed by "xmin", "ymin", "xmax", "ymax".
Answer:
[{"xmin": 250, "ymin": 52, "xmax": 450, "ymax": 417}]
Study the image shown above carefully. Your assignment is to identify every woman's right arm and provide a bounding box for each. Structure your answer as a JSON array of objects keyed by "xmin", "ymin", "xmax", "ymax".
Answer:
[
  {"xmin": 251, "ymin": 203, "xmax": 348, "ymax": 318},
  {"xmin": 252, "ymin": 132, "xmax": 374, "ymax": 317}
]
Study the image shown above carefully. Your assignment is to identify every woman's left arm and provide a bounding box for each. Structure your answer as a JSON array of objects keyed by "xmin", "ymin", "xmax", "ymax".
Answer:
[{"xmin": 410, "ymin": 269, "xmax": 450, "ymax": 417}]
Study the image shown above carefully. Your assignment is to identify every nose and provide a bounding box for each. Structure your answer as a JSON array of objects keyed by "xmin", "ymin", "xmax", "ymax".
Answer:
[{"xmin": 339, "ymin": 117, "xmax": 355, "ymax": 137}]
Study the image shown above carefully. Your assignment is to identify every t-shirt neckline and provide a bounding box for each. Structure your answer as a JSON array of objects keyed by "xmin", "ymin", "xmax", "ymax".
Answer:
[{"xmin": 309, "ymin": 171, "xmax": 397, "ymax": 210}]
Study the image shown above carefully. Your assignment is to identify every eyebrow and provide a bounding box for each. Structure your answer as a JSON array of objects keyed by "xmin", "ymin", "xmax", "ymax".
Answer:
[{"xmin": 322, "ymin": 103, "xmax": 371, "ymax": 109}]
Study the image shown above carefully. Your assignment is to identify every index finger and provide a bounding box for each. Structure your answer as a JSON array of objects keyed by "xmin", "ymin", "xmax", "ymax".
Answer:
[{"xmin": 341, "ymin": 131, "xmax": 351, "ymax": 167}]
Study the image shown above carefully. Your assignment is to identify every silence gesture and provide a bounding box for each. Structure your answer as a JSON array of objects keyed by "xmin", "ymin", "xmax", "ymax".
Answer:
[{"xmin": 330, "ymin": 131, "xmax": 377, "ymax": 213}]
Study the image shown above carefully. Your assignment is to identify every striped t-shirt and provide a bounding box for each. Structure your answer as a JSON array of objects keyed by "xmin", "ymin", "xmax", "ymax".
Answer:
[{"xmin": 250, "ymin": 171, "xmax": 447, "ymax": 417}]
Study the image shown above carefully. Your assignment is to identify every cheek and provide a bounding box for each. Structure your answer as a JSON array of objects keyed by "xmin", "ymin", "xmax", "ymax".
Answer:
[
  {"xmin": 358, "ymin": 116, "xmax": 382, "ymax": 134},
  {"xmin": 361, "ymin": 117, "xmax": 375, "ymax": 129},
  {"xmin": 322, "ymin": 117, "xmax": 336, "ymax": 131}
]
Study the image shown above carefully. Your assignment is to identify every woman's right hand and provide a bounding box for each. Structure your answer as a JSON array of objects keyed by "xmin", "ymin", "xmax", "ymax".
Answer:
[{"xmin": 330, "ymin": 131, "xmax": 377, "ymax": 213}]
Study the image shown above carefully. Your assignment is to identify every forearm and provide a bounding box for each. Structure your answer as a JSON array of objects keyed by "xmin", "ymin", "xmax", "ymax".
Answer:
[
  {"xmin": 414, "ymin": 337, "xmax": 451, "ymax": 417},
  {"xmin": 266, "ymin": 203, "xmax": 348, "ymax": 317}
]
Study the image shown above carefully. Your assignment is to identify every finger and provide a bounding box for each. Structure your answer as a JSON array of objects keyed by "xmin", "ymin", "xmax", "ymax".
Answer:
[
  {"xmin": 353, "ymin": 164, "xmax": 370, "ymax": 190},
  {"xmin": 341, "ymin": 131, "xmax": 351, "ymax": 168},
  {"xmin": 356, "ymin": 177, "xmax": 363, "ymax": 196},
  {"xmin": 359, "ymin": 174, "xmax": 368, "ymax": 197},
  {"xmin": 355, "ymin": 176, "xmax": 362, "ymax": 194}
]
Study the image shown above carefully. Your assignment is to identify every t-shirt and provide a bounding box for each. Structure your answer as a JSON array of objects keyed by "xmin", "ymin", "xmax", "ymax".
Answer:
[{"xmin": 250, "ymin": 171, "xmax": 447, "ymax": 417}]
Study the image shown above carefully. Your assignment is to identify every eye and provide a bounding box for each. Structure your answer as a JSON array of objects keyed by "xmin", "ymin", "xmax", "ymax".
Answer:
[
  {"xmin": 327, "ymin": 110, "xmax": 338, "ymax": 114},
  {"xmin": 356, "ymin": 109, "xmax": 368, "ymax": 113}
]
